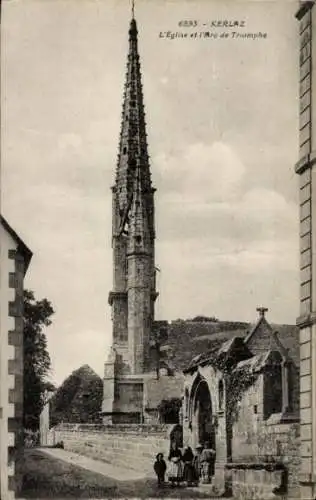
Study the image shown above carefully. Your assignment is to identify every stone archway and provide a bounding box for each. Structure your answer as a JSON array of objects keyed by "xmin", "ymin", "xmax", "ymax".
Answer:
[{"xmin": 190, "ymin": 376, "xmax": 214, "ymax": 449}]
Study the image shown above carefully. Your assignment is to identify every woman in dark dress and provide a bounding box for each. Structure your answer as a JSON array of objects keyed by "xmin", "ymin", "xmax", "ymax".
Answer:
[
  {"xmin": 167, "ymin": 441, "xmax": 183, "ymax": 486},
  {"xmin": 183, "ymin": 446, "xmax": 197, "ymax": 486}
]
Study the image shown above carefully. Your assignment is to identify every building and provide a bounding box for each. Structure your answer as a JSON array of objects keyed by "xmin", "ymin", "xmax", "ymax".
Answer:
[
  {"xmin": 101, "ymin": 12, "xmax": 183, "ymax": 424},
  {"xmin": 295, "ymin": 2, "xmax": 316, "ymax": 499},
  {"xmin": 183, "ymin": 308, "xmax": 300, "ymax": 498},
  {"xmin": 0, "ymin": 215, "xmax": 32, "ymax": 498}
]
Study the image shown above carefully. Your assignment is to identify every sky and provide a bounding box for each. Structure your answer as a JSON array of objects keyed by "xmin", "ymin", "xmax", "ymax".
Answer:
[{"xmin": 1, "ymin": 0, "xmax": 300, "ymax": 386}]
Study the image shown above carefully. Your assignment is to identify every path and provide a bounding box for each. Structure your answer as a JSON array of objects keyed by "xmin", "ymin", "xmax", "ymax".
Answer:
[
  {"xmin": 20, "ymin": 447, "xmax": 226, "ymax": 498},
  {"xmin": 42, "ymin": 447, "xmax": 148, "ymax": 481}
]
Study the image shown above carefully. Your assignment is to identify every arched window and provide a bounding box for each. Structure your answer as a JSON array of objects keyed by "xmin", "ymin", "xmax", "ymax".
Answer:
[{"xmin": 218, "ymin": 380, "xmax": 224, "ymax": 412}]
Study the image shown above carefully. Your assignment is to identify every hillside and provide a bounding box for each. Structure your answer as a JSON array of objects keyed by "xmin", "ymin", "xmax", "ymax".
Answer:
[{"xmin": 152, "ymin": 318, "xmax": 299, "ymax": 372}]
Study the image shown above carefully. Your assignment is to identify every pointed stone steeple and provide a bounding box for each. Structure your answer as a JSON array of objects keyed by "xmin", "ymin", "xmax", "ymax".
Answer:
[
  {"xmin": 127, "ymin": 160, "xmax": 151, "ymax": 256},
  {"xmin": 114, "ymin": 13, "xmax": 154, "ymax": 240}
]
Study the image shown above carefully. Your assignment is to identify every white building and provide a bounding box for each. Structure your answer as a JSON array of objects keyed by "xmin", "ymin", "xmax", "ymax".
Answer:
[{"xmin": 0, "ymin": 215, "xmax": 32, "ymax": 499}]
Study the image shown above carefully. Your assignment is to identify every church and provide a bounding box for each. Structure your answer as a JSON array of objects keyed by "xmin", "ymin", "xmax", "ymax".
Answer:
[{"xmin": 101, "ymin": 14, "xmax": 183, "ymax": 424}]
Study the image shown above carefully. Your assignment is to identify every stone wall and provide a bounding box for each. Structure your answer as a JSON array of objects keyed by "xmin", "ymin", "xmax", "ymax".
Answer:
[
  {"xmin": 48, "ymin": 423, "xmax": 172, "ymax": 475},
  {"xmin": 232, "ymin": 377, "xmax": 300, "ymax": 497},
  {"xmin": 227, "ymin": 467, "xmax": 285, "ymax": 499}
]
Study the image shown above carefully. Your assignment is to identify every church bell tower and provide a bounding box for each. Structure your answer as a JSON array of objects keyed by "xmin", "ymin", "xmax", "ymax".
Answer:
[{"xmin": 102, "ymin": 10, "xmax": 158, "ymax": 423}]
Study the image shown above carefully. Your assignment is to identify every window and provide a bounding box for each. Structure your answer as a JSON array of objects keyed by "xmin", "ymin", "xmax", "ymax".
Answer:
[{"xmin": 263, "ymin": 354, "xmax": 283, "ymax": 419}]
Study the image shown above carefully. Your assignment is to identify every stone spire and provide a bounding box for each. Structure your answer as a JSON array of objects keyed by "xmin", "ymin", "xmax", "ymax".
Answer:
[
  {"xmin": 127, "ymin": 160, "xmax": 151, "ymax": 255},
  {"xmin": 114, "ymin": 13, "xmax": 153, "ymax": 239}
]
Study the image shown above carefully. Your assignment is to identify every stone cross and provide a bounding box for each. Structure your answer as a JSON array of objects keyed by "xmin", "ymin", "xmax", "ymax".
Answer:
[{"xmin": 256, "ymin": 307, "xmax": 268, "ymax": 318}]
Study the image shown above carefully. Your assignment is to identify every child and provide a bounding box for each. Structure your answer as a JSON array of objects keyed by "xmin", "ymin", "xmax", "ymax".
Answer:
[{"xmin": 154, "ymin": 453, "xmax": 167, "ymax": 487}]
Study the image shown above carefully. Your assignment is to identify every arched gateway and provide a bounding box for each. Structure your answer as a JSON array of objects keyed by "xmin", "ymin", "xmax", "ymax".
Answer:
[{"xmin": 190, "ymin": 376, "xmax": 215, "ymax": 449}]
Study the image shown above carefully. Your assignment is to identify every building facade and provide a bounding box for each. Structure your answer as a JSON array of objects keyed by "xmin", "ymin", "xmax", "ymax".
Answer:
[
  {"xmin": 183, "ymin": 309, "xmax": 300, "ymax": 498},
  {"xmin": 0, "ymin": 215, "xmax": 32, "ymax": 498},
  {"xmin": 294, "ymin": 2, "xmax": 316, "ymax": 499}
]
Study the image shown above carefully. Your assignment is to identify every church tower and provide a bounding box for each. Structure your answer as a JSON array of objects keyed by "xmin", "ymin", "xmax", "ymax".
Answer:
[{"xmin": 102, "ymin": 10, "xmax": 158, "ymax": 423}]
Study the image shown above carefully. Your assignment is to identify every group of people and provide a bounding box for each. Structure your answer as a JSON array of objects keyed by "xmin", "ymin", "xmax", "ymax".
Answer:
[{"xmin": 154, "ymin": 440, "xmax": 216, "ymax": 488}]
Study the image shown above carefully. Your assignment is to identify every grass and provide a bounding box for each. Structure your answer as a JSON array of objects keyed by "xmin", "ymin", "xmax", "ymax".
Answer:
[{"xmin": 19, "ymin": 449, "xmax": 219, "ymax": 498}]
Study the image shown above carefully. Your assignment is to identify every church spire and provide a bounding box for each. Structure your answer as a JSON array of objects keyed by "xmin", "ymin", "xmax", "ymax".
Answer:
[
  {"xmin": 128, "ymin": 160, "xmax": 150, "ymax": 255},
  {"xmin": 114, "ymin": 8, "xmax": 152, "ymax": 226}
]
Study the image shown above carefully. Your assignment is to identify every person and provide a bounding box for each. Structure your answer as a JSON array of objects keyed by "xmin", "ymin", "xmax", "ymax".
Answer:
[
  {"xmin": 167, "ymin": 440, "xmax": 183, "ymax": 486},
  {"xmin": 154, "ymin": 453, "xmax": 167, "ymax": 487},
  {"xmin": 200, "ymin": 441, "xmax": 216, "ymax": 484},
  {"xmin": 192, "ymin": 444, "xmax": 203, "ymax": 484},
  {"xmin": 182, "ymin": 446, "xmax": 196, "ymax": 486}
]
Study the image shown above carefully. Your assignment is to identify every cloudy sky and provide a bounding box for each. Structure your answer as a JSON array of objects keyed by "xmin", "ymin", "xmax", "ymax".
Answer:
[{"xmin": 2, "ymin": 0, "xmax": 299, "ymax": 386}]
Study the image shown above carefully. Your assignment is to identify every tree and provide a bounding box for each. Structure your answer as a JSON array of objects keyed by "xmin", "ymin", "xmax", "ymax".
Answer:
[
  {"xmin": 157, "ymin": 398, "xmax": 182, "ymax": 424},
  {"xmin": 23, "ymin": 290, "xmax": 54, "ymax": 430},
  {"xmin": 49, "ymin": 365, "xmax": 103, "ymax": 426}
]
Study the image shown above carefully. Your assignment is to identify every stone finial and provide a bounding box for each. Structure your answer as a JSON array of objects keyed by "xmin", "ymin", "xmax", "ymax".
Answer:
[{"xmin": 256, "ymin": 307, "xmax": 268, "ymax": 318}]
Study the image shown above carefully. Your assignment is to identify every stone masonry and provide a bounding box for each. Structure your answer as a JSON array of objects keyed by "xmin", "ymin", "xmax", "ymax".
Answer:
[
  {"xmin": 48, "ymin": 424, "xmax": 171, "ymax": 476},
  {"xmin": 294, "ymin": 2, "xmax": 316, "ymax": 499}
]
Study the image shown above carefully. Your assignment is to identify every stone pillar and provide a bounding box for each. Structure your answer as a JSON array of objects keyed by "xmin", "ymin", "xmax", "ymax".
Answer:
[
  {"xmin": 101, "ymin": 347, "xmax": 116, "ymax": 424},
  {"xmin": 295, "ymin": 2, "xmax": 316, "ymax": 498}
]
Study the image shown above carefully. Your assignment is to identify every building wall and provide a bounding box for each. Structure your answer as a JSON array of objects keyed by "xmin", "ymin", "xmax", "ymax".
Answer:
[
  {"xmin": 232, "ymin": 375, "xmax": 300, "ymax": 496},
  {"xmin": 0, "ymin": 223, "xmax": 25, "ymax": 498},
  {"xmin": 232, "ymin": 377, "xmax": 263, "ymax": 460},
  {"xmin": 295, "ymin": 3, "xmax": 316, "ymax": 499},
  {"xmin": 48, "ymin": 423, "xmax": 171, "ymax": 475}
]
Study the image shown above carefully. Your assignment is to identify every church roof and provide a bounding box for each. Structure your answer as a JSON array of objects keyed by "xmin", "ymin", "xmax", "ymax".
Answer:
[
  {"xmin": 233, "ymin": 349, "xmax": 283, "ymax": 375},
  {"xmin": 183, "ymin": 337, "xmax": 252, "ymax": 374}
]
